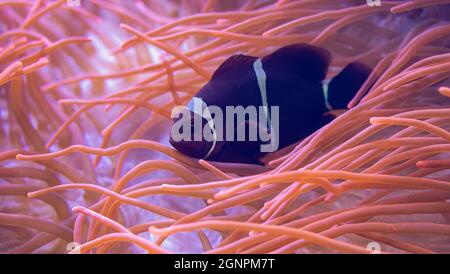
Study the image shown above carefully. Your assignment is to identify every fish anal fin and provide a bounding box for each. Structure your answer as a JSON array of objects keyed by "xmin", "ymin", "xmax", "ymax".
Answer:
[{"xmin": 323, "ymin": 109, "xmax": 347, "ymax": 118}]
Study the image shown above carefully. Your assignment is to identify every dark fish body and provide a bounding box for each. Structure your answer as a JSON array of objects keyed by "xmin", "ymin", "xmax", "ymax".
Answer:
[{"xmin": 169, "ymin": 44, "xmax": 372, "ymax": 164}]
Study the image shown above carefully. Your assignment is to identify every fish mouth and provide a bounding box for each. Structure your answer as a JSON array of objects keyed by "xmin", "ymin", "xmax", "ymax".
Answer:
[
  {"xmin": 169, "ymin": 136, "xmax": 213, "ymax": 160},
  {"xmin": 169, "ymin": 113, "xmax": 215, "ymax": 159}
]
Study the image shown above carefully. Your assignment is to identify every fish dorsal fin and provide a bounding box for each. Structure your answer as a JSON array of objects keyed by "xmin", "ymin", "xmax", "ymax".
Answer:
[
  {"xmin": 211, "ymin": 54, "xmax": 257, "ymax": 80},
  {"xmin": 262, "ymin": 44, "xmax": 332, "ymax": 82}
]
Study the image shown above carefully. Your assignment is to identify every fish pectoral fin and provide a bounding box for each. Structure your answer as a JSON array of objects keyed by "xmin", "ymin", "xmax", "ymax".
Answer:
[
  {"xmin": 262, "ymin": 44, "xmax": 332, "ymax": 82},
  {"xmin": 211, "ymin": 54, "xmax": 258, "ymax": 81},
  {"xmin": 233, "ymin": 119, "xmax": 269, "ymax": 154}
]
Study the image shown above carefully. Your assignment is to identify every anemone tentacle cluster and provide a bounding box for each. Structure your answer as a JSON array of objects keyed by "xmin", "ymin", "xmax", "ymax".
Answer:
[{"xmin": 0, "ymin": 0, "xmax": 449, "ymax": 254}]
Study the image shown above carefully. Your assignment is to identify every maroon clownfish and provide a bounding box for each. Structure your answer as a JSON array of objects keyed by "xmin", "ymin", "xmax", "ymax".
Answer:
[{"xmin": 169, "ymin": 44, "xmax": 371, "ymax": 164}]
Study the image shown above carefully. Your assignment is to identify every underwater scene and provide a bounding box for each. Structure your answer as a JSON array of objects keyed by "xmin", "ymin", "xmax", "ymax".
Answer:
[{"xmin": 0, "ymin": 0, "xmax": 450, "ymax": 255}]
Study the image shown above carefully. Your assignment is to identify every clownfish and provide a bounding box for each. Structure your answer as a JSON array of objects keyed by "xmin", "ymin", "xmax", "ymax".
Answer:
[{"xmin": 169, "ymin": 44, "xmax": 371, "ymax": 164}]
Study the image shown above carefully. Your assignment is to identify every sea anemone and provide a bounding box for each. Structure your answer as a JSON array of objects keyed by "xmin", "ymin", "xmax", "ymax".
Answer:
[{"xmin": 1, "ymin": 0, "xmax": 449, "ymax": 254}]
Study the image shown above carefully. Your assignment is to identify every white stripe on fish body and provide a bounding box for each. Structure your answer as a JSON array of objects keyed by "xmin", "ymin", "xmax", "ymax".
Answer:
[
  {"xmin": 254, "ymin": 58, "xmax": 280, "ymax": 152},
  {"xmin": 187, "ymin": 97, "xmax": 217, "ymax": 159},
  {"xmin": 322, "ymin": 79, "xmax": 334, "ymax": 111},
  {"xmin": 253, "ymin": 58, "xmax": 271, "ymax": 129}
]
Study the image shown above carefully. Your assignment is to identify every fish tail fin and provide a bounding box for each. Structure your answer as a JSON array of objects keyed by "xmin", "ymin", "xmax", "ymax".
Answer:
[{"xmin": 327, "ymin": 62, "xmax": 372, "ymax": 109}]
